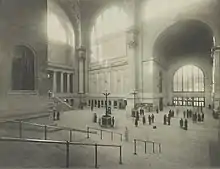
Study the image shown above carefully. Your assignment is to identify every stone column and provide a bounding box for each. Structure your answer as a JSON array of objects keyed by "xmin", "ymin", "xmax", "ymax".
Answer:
[
  {"xmin": 67, "ymin": 73, "xmax": 70, "ymax": 93},
  {"xmin": 60, "ymin": 72, "xmax": 64, "ymax": 93},
  {"xmin": 77, "ymin": 46, "xmax": 86, "ymax": 94},
  {"xmin": 53, "ymin": 71, "xmax": 57, "ymax": 93},
  {"xmin": 126, "ymin": 28, "xmax": 139, "ymax": 113},
  {"xmin": 212, "ymin": 48, "xmax": 220, "ymax": 110}
]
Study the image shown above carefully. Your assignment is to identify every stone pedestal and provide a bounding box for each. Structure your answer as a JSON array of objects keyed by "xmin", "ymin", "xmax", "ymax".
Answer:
[{"xmin": 101, "ymin": 115, "xmax": 112, "ymax": 128}]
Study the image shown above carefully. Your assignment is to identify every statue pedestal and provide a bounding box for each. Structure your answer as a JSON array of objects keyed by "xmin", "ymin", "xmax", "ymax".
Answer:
[{"xmin": 101, "ymin": 115, "xmax": 112, "ymax": 128}]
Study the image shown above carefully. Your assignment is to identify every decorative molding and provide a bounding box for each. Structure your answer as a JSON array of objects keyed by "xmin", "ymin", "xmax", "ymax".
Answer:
[
  {"xmin": 76, "ymin": 46, "xmax": 86, "ymax": 60},
  {"xmin": 126, "ymin": 27, "xmax": 139, "ymax": 49}
]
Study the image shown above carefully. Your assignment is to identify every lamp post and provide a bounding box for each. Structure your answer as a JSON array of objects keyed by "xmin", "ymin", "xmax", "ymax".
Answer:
[
  {"xmin": 131, "ymin": 89, "xmax": 138, "ymax": 109},
  {"xmin": 103, "ymin": 90, "xmax": 110, "ymax": 116}
]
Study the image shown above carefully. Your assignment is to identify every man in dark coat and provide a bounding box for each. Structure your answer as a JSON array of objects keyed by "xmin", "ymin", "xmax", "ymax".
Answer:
[
  {"xmin": 164, "ymin": 114, "xmax": 167, "ymax": 125},
  {"xmin": 201, "ymin": 112, "xmax": 204, "ymax": 121},
  {"xmin": 135, "ymin": 118, "xmax": 138, "ymax": 127},
  {"xmin": 142, "ymin": 115, "xmax": 146, "ymax": 125},
  {"xmin": 151, "ymin": 114, "xmax": 155, "ymax": 123},
  {"xmin": 180, "ymin": 118, "xmax": 183, "ymax": 128},
  {"xmin": 148, "ymin": 115, "xmax": 151, "ymax": 125},
  {"xmin": 184, "ymin": 119, "xmax": 188, "ymax": 130}
]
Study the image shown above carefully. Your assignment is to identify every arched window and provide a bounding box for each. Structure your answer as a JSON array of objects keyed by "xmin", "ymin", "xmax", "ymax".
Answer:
[
  {"xmin": 12, "ymin": 46, "xmax": 35, "ymax": 90},
  {"xmin": 90, "ymin": 6, "xmax": 131, "ymax": 62},
  {"xmin": 173, "ymin": 65, "xmax": 205, "ymax": 92}
]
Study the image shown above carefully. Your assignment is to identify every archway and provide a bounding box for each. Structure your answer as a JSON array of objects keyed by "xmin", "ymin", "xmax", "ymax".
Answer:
[
  {"xmin": 153, "ymin": 19, "xmax": 214, "ymax": 106},
  {"xmin": 12, "ymin": 45, "xmax": 35, "ymax": 90}
]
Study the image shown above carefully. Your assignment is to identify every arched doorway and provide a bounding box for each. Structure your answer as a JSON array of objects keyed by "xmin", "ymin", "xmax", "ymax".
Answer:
[{"xmin": 12, "ymin": 45, "xmax": 35, "ymax": 91}]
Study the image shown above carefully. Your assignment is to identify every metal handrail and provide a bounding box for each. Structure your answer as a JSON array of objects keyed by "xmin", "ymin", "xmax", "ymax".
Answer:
[
  {"xmin": 1, "ymin": 120, "xmax": 97, "ymax": 141},
  {"xmin": 87, "ymin": 126, "xmax": 123, "ymax": 141},
  {"xmin": 0, "ymin": 137, "xmax": 123, "ymax": 168},
  {"xmin": 53, "ymin": 96, "xmax": 73, "ymax": 109},
  {"xmin": 133, "ymin": 139, "xmax": 162, "ymax": 155}
]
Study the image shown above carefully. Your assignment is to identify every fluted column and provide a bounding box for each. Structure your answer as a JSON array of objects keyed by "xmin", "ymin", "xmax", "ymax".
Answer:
[
  {"xmin": 53, "ymin": 71, "xmax": 57, "ymax": 93},
  {"xmin": 212, "ymin": 48, "xmax": 220, "ymax": 110}
]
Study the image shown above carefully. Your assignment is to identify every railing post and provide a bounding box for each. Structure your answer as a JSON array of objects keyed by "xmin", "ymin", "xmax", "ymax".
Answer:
[
  {"xmin": 87, "ymin": 127, "xmax": 90, "ymax": 139},
  {"xmin": 119, "ymin": 146, "xmax": 122, "ymax": 164},
  {"xmin": 144, "ymin": 141, "xmax": 147, "ymax": 154},
  {"xmin": 66, "ymin": 141, "xmax": 69, "ymax": 168},
  {"xmin": 95, "ymin": 144, "xmax": 98, "ymax": 168},
  {"xmin": 44, "ymin": 125, "xmax": 47, "ymax": 140},
  {"xmin": 111, "ymin": 132, "xmax": 113, "ymax": 141},
  {"xmin": 159, "ymin": 143, "xmax": 161, "ymax": 153},
  {"xmin": 152, "ymin": 142, "xmax": 155, "ymax": 153},
  {"xmin": 69, "ymin": 130, "xmax": 72, "ymax": 142},
  {"xmin": 120, "ymin": 134, "xmax": 122, "ymax": 142},
  {"xmin": 19, "ymin": 121, "xmax": 22, "ymax": 138},
  {"xmin": 134, "ymin": 139, "xmax": 137, "ymax": 155},
  {"xmin": 100, "ymin": 130, "xmax": 103, "ymax": 140}
]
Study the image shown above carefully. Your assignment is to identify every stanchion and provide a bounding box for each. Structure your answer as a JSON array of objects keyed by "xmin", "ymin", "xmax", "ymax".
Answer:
[
  {"xmin": 100, "ymin": 130, "xmax": 103, "ymax": 140},
  {"xmin": 87, "ymin": 127, "xmax": 89, "ymax": 138},
  {"xmin": 144, "ymin": 141, "xmax": 147, "ymax": 154},
  {"xmin": 44, "ymin": 125, "xmax": 47, "ymax": 140},
  {"xmin": 19, "ymin": 121, "xmax": 22, "ymax": 138},
  {"xmin": 111, "ymin": 132, "xmax": 113, "ymax": 141},
  {"xmin": 66, "ymin": 141, "xmax": 69, "ymax": 168},
  {"xmin": 159, "ymin": 143, "xmax": 161, "ymax": 153},
  {"xmin": 119, "ymin": 146, "xmax": 122, "ymax": 164},
  {"xmin": 69, "ymin": 130, "xmax": 72, "ymax": 142},
  {"xmin": 134, "ymin": 139, "xmax": 137, "ymax": 155},
  {"xmin": 152, "ymin": 142, "xmax": 155, "ymax": 153},
  {"xmin": 95, "ymin": 144, "xmax": 98, "ymax": 168}
]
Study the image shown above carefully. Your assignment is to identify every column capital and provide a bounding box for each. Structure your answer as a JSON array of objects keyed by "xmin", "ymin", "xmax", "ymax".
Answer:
[
  {"xmin": 126, "ymin": 27, "xmax": 139, "ymax": 49},
  {"xmin": 76, "ymin": 46, "xmax": 86, "ymax": 60}
]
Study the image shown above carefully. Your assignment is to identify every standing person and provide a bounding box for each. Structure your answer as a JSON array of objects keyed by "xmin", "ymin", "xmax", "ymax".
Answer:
[
  {"xmin": 151, "ymin": 114, "xmax": 155, "ymax": 123},
  {"xmin": 148, "ymin": 115, "xmax": 152, "ymax": 125},
  {"xmin": 164, "ymin": 114, "xmax": 167, "ymax": 125},
  {"xmin": 57, "ymin": 111, "xmax": 60, "ymax": 120},
  {"xmin": 156, "ymin": 108, "xmax": 159, "ymax": 114},
  {"xmin": 53, "ymin": 107, "xmax": 56, "ymax": 121},
  {"xmin": 201, "ymin": 112, "xmax": 204, "ymax": 122},
  {"xmin": 167, "ymin": 115, "xmax": 171, "ymax": 125},
  {"xmin": 180, "ymin": 118, "xmax": 183, "ymax": 128},
  {"xmin": 111, "ymin": 117, "xmax": 115, "ymax": 127},
  {"xmin": 184, "ymin": 119, "xmax": 188, "ymax": 130},
  {"xmin": 135, "ymin": 118, "xmax": 138, "ymax": 127},
  {"xmin": 136, "ymin": 111, "xmax": 139, "ymax": 121},
  {"xmin": 93, "ymin": 113, "xmax": 97, "ymax": 123},
  {"xmin": 198, "ymin": 113, "xmax": 201, "ymax": 122},
  {"xmin": 142, "ymin": 115, "xmax": 146, "ymax": 125},
  {"xmin": 91, "ymin": 103, "xmax": 94, "ymax": 111}
]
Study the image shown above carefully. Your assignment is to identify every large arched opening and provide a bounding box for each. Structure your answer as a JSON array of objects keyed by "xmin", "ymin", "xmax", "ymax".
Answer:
[
  {"xmin": 12, "ymin": 45, "xmax": 35, "ymax": 91},
  {"xmin": 153, "ymin": 19, "xmax": 214, "ymax": 107}
]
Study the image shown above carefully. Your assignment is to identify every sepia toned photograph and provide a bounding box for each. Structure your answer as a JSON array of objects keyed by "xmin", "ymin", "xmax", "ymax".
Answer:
[{"xmin": 0, "ymin": 0, "xmax": 219, "ymax": 168}]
